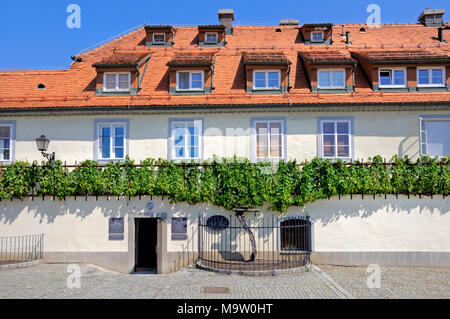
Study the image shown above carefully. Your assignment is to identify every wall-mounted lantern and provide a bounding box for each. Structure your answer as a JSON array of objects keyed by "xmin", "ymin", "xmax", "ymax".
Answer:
[{"xmin": 35, "ymin": 135, "xmax": 55, "ymax": 163}]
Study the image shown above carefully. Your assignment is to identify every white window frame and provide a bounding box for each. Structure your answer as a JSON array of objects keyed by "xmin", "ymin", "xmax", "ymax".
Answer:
[
  {"xmin": 103, "ymin": 72, "xmax": 131, "ymax": 92},
  {"xmin": 319, "ymin": 119, "xmax": 352, "ymax": 160},
  {"xmin": 205, "ymin": 32, "xmax": 218, "ymax": 43},
  {"xmin": 0, "ymin": 123, "xmax": 14, "ymax": 163},
  {"xmin": 252, "ymin": 119, "xmax": 286, "ymax": 161},
  {"xmin": 419, "ymin": 116, "xmax": 450, "ymax": 158},
  {"xmin": 252, "ymin": 70, "xmax": 281, "ymax": 90},
  {"xmin": 378, "ymin": 68, "xmax": 407, "ymax": 88},
  {"xmin": 417, "ymin": 67, "xmax": 446, "ymax": 87},
  {"xmin": 96, "ymin": 121, "xmax": 127, "ymax": 161},
  {"xmin": 169, "ymin": 119, "xmax": 203, "ymax": 161},
  {"xmin": 317, "ymin": 69, "xmax": 346, "ymax": 89},
  {"xmin": 311, "ymin": 31, "xmax": 324, "ymax": 42},
  {"xmin": 176, "ymin": 71, "xmax": 204, "ymax": 91},
  {"xmin": 152, "ymin": 33, "xmax": 166, "ymax": 43}
]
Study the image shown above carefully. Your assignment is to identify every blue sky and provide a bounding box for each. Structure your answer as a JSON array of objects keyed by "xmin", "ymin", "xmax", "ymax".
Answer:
[{"xmin": 0, "ymin": 0, "xmax": 449, "ymax": 69}]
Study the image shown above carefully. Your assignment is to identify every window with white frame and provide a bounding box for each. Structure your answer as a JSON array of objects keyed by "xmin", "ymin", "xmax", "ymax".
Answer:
[
  {"xmin": 311, "ymin": 31, "xmax": 324, "ymax": 42},
  {"xmin": 253, "ymin": 70, "xmax": 281, "ymax": 90},
  {"xmin": 253, "ymin": 119, "xmax": 285, "ymax": 160},
  {"xmin": 318, "ymin": 69, "xmax": 346, "ymax": 89},
  {"xmin": 0, "ymin": 124, "xmax": 13, "ymax": 162},
  {"xmin": 103, "ymin": 73, "xmax": 131, "ymax": 92},
  {"xmin": 417, "ymin": 67, "xmax": 445, "ymax": 87},
  {"xmin": 378, "ymin": 68, "xmax": 406, "ymax": 87},
  {"xmin": 420, "ymin": 116, "xmax": 450, "ymax": 157},
  {"xmin": 176, "ymin": 71, "xmax": 204, "ymax": 91},
  {"xmin": 153, "ymin": 33, "xmax": 166, "ymax": 43},
  {"xmin": 170, "ymin": 119, "xmax": 202, "ymax": 160},
  {"xmin": 319, "ymin": 119, "xmax": 352, "ymax": 159},
  {"xmin": 96, "ymin": 121, "xmax": 127, "ymax": 161},
  {"xmin": 205, "ymin": 32, "xmax": 218, "ymax": 43}
]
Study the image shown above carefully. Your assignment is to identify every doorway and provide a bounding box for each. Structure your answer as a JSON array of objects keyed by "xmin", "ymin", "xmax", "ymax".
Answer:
[{"xmin": 135, "ymin": 218, "xmax": 157, "ymax": 273}]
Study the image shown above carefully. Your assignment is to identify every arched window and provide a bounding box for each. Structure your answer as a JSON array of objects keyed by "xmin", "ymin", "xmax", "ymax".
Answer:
[{"xmin": 279, "ymin": 217, "xmax": 311, "ymax": 251}]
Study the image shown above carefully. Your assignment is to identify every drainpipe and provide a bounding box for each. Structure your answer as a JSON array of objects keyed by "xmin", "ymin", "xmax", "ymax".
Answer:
[{"xmin": 210, "ymin": 53, "xmax": 217, "ymax": 90}]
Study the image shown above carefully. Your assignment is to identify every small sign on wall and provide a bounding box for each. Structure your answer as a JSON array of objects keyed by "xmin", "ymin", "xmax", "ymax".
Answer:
[
  {"xmin": 172, "ymin": 217, "xmax": 187, "ymax": 240},
  {"xmin": 109, "ymin": 217, "xmax": 124, "ymax": 240}
]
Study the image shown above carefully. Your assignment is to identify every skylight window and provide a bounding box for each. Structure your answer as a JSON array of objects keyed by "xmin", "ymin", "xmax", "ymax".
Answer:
[
  {"xmin": 205, "ymin": 32, "xmax": 218, "ymax": 43},
  {"xmin": 153, "ymin": 33, "xmax": 166, "ymax": 43},
  {"xmin": 103, "ymin": 73, "xmax": 131, "ymax": 92},
  {"xmin": 417, "ymin": 67, "xmax": 445, "ymax": 87},
  {"xmin": 311, "ymin": 31, "xmax": 324, "ymax": 42}
]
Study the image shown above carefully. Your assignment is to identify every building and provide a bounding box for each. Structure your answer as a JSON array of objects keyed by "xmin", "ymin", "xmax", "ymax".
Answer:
[{"xmin": 0, "ymin": 9, "xmax": 449, "ymax": 273}]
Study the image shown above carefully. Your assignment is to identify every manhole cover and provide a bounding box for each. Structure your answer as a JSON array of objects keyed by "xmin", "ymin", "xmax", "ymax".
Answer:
[{"xmin": 202, "ymin": 287, "xmax": 230, "ymax": 294}]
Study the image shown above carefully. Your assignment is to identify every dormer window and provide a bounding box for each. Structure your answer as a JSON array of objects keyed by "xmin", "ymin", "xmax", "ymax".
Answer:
[
  {"xmin": 253, "ymin": 70, "xmax": 281, "ymax": 90},
  {"xmin": 104, "ymin": 72, "xmax": 131, "ymax": 92},
  {"xmin": 198, "ymin": 25, "xmax": 226, "ymax": 46},
  {"xmin": 311, "ymin": 31, "xmax": 324, "ymax": 42},
  {"xmin": 92, "ymin": 52, "xmax": 151, "ymax": 96},
  {"xmin": 152, "ymin": 33, "xmax": 166, "ymax": 44},
  {"xmin": 417, "ymin": 67, "xmax": 445, "ymax": 87},
  {"xmin": 318, "ymin": 69, "xmax": 345, "ymax": 89},
  {"xmin": 176, "ymin": 71, "xmax": 204, "ymax": 91},
  {"xmin": 379, "ymin": 68, "xmax": 406, "ymax": 88},
  {"xmin": 205, "ymin": 32, "xmax": 218, "ymax": 43}
]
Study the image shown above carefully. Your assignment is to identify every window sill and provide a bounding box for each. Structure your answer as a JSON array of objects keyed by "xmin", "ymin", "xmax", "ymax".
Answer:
[
  {"xmin": 170, "ymin": 87, "xmax": 211, "ymax": 95},
  {"xmin": 95, "ymin": 88, "xmax": 137, "ymax": 96}
]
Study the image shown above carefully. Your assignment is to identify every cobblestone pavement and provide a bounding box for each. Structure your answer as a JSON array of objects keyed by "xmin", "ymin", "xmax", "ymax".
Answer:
[
  {"xmin": 0, "ymin": 263, "xmax": 448, "ymax": 299},
  {"xmin": 319, "ymin": 265, "xmax": 450, "ymax": 299}
]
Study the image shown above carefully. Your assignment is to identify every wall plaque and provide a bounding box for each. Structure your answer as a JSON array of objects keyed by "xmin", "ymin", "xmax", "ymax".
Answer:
[
  {"xmin": 206, "ymin": 215, "xmax": 229, "ymax": 230},
  {"xmin": 172, "ymin": 217, "xmax": 187, "ymax": 240},
  {"xmin": 109, "ymin": 217, "xmax": 124, "ymax": 240}
]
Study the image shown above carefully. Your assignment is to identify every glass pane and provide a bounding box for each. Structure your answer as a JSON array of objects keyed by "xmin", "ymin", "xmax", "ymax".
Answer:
[
  {"xmin": 254, "ymin": 72, "xmax": 266, "ymax": 88},
  {"xmin": 322, "ymin": 122, "xmax": 335, "ymax": 134},
  {"xmin": 115, "ymin": 136, "xmax": 124, "ymax": 147},
  {"xmin": 101, "ymin": 136, "xmax": 110, "ymax": 148},
  {"xmin": 418, "ymin": 70, "xmax": 429, "ymax": 85},
  {"xmin": 323, "ymin": 134, "xmax": 335, "ymax": 146},
  {"xmin": 332, "ymin": 71, "xmax": 344, "ymax": 87},
  {"xmin": 191, "ymin": 73, "xmax": 203, "ymax": 89},
  {"xmin": 270, "ymin": 143, "xmax": 282, "ymax": 158},
  {"xmin": 105, "ymin": 74, "xmax": 116, "ymax": 89},
  {"xmin": 256, "ymin": 145, "xmax": 268, "ymax": 158},
  {"xmin": 318, "ymin": 71, "xmax": 331, "ymax": 87},
  {"xmin": 101, "ymin": 147, "xmax": 110, "ymax": 159},
  {"xmin": 425, "ymin": 121, "xmax": 450, "ymax": 156},
  {"xmin": 379, "ymin": 71, "xmax": 391, "ymax": 85},
  {"xmin": 115, "ymin": 126, "xmax": 124, "ymax": 137},
  {"xmin": 336, "ymin": 122, "xmax": 349, "ymax": 134},
  {"xmin": 431, "ymin": 69, "xmax": 443, "ymax": 85},
  {"xmin": 270, "ymin": 122, "xmax": 281, "ymax": 135},
  {"xmin": 154, "ymin": 34, "xmax": 165, "ymax": 42},
  {"xmin": 256, "ymin": 122, "xmax": 267, "ymax": 135},
  {"xmin": 312, "ymin": 32, "xmax": 323, "ymax": 41},
  {"xmin": 268, "ymin": 72, "xmax": 279, "ymax": 88},
  {"xmin": 114, "ymin": 147, "xmax": 124, "ymax": 159},
  {"xmin": 0, "ymin": 126, "xmax": 10, "ymax": 138},
  {"xmin": 393, "ymin": 70, "xmax": 405, "ymax": 85},
  {"xmin": 206, "ymin": 33, "xmax": 217, "ymax": 42},
  {"xmin": 337, "ymin": 146, "xmax": 350, "ymax": 157},
  {"xmin": 2, "ymin": 149, "xmax": 9, "ymax": 161},
  {"xmin": 2, "ymin": 139, "xmax": 10, "ymax": 149},
  {"xmin": 178, "ymin": 72, "xmax": 190, "ymax": 89},
  {"xmin": 175, "ymin": 147, "xmax": 184, "ymax": 158},
  {"xmin": 337, "ymin": 134, "xmax": 349, "ymax": 146},
  {"xmin": 323, "ymin": 145, "xmax": 335, "ymax": 157},
  {"xmin": 174, "ymin": 134, "xmax": 184, "ymax": 147},
  {"xmin": 190, "ymin": 135, "xmax": 199, "ymax": 148},
  {"xmin": 190, "ymin": 146, "xmax": 199, "ymax": 158}
]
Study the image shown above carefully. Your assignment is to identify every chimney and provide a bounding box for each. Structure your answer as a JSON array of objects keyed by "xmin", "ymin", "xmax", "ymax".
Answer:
[
  {"xmin": 218, "ymin": 9, "xmax": 234, "ymax": 35},
  {"xmin": 418, "ymin": 7, "xmax": 445, "ymax": 27},
  {"xmin": 279, "ymin": 19, "xmax": 299, "ymax": 26}
]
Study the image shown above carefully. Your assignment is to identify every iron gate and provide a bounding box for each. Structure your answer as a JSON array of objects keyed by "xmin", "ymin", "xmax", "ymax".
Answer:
[{"xmin": 197, "ymin": 214, "xmax": 311, "ymax": 275}]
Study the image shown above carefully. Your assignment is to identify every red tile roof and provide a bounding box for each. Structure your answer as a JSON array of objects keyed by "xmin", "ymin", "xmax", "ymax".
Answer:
[
  {"xmin": 298, "ymin": 49, "xmax": 353, "ymax": 64},
  {"xmin": 167, "ymin": 52, "xmax": 216, "ymax": 67},
  {"xmin": 92, "ymin": 52, "xmax": 150, "ymax": 67},
  {"xmin": 243, "ymin": 52, "xmax": 291, "ymax": 65},
  {"xmin": 352, "ymin": 49, "xmax": 450, "ymax": 62},
  {"xmin": 0, "ymin": 23, "xmax": 449, "ymax": 110}
]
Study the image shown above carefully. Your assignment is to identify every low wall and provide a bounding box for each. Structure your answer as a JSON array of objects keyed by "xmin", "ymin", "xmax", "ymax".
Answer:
[{"xmin": 0, "ymin": 195, "xmax": 448, "ymax": 272}]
